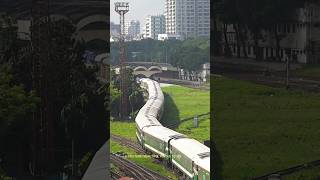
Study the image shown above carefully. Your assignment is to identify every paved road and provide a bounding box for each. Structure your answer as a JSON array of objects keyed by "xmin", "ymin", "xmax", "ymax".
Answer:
[{"xmin": 82, "ymin": 141, "xmax": 109, "ymax": 180}]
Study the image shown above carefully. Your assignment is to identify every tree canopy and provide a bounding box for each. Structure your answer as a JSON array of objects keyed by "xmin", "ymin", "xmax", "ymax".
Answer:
[
  {"xmin": 214, "ymin": 0, "xmax": 308, "ymax": 59},
  {"xmin": 111, "ymin": 38, "xmax": 210, "ymax": 71},
  {"xmin": 0, "ymin": 15, "xmax": 107, "ymax": 177}
]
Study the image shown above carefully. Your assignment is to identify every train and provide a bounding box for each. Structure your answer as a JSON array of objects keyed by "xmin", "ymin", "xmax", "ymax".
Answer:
[{"xmin": 135, "ymin": 78, "xmax": 210, "ymax": 180}]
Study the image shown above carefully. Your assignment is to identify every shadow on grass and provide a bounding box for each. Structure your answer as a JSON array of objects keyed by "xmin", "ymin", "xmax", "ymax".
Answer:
[
  {"xmin": 213, "ymin": 141, "xmax": 224, "ymax": 180},
  {"xmin": 160, "ymin": 92, "xmax": 180, "ymax": 129}
]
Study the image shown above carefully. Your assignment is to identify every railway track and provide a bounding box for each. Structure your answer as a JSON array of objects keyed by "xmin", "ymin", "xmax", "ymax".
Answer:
[
  {"xmin": 111, "ymin": 134, "xmax": 145, "ymax": 154},
  {"xmin": 111, "ymin": 153, "xmax": 171, "ymax": 180},
  {"xmin": 253, "ymin": 159, "xmax": 320, "ymax": 180},
  {"xmin": 111, "ymin": 171, "xmax": 122, "ymax": 180},
  {"xmin": 213, "ymin": 69, "xmax": 320, "ymax": 92}
]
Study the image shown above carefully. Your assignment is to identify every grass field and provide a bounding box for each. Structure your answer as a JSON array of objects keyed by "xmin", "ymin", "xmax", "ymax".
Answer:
[
  {"xmin": 161, "ymin": 85, "xmax": 210, "ymax": 142},
  {"xmin": 110, "ymin": 84, "xmax": 210, "ymax": 178},
  {"xmin": 212, "ymin": 75, "xmax": 320, "ymax": 179},
  {"xmin": 110, "ymin": 120, "xmax": 178, "ymax": 179},
  {"xmin": 110, "ymin": 120, "xmax": 136, "ymax": 141},
  {"xmin": 282, "ymin": 166, "xmax": 320, "ymax": 180},
  {"xmin": 293, "ymin": 65, "xmax": 320, "ymax": 80},
  {"xmin": 110, "ymin": 140, "xmax": 177, "ymax": 179}
]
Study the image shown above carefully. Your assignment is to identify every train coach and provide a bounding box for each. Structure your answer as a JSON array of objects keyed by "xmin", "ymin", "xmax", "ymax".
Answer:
[
  {"xmin": 170, "ymin": 138, "xmax": 210, "ymax": 180},
  {"xmin": 141, "ymin": 125, "xmax": 186, "ymax": 159},
  {"xmin": 135, "ymin": 78, "xmax": 210, "ymax": 179}
]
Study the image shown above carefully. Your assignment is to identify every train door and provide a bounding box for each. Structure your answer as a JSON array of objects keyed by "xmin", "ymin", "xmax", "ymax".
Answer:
[
  {"xmin": 162, "ymin": 139, "xmax": 167, "ymax": 159},
  {"xmin": 192, "ymin": 161, "xmax": 198, "ymax": 180},
  {"xmin": 167, "ymin": 139, "xmax": 173, "ymax": 166}
]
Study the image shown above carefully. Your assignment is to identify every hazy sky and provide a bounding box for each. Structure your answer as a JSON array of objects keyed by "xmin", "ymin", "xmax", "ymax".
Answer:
[{"xmin": 110, "ymin": 0, "xmax": 165, "ymax": 27}]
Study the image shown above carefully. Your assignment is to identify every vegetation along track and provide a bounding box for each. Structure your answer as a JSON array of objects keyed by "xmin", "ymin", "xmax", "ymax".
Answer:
[
  {"xmin": 110, "ymin": 153, "xmax": 171, "ymax": 180},
  {"xmin": 111, "ymin": 134, "xmax": 145, "ymax": 154}
]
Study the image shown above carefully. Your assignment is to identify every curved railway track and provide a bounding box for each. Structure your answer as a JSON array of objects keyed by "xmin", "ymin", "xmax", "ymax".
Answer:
[
  {"xmin": 110, "ymin": 153, "xmax": 171, "ymax": 180},
  {"xmin": 111, "ymin": 134, "xmax": 145, "ymax": 154},
  {"xmin": 111, "ymin": 171, "xmax": 122, "ymax": 180}
]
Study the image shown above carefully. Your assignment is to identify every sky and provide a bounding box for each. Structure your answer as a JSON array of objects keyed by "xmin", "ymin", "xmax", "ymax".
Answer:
[{"xmin": 110, "ymin": 0, "xmax": 165, "ymax": 27}]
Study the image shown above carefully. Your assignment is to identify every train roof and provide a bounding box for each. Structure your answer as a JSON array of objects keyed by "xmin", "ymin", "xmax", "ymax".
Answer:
[
  {"xmin": 195, "ymin": 154, "xmax": 210, "ymax": 172},
  {"xmin": 171, "ymin": 138, "xmax": 210, "ymax": 170},
  {"xmin": 140, "ymin": 78, "xmax": 163, "ymax": 100},
  {"xmin": 135, "ymin": 111, "xmax": 161, "ymax": 129},
  {"xmin": 145, "ymin": 99, "xmax": 163, "ymax": 111},
  {"xmin": 143, "ymin": 126, "xmax": 186, "ymax": 142}
]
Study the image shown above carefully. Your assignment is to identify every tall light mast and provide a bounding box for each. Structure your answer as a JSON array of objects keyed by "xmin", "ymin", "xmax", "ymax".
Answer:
[{"xmin": 115, "ymin": 2, "xmax": 129, "ymax": 119}]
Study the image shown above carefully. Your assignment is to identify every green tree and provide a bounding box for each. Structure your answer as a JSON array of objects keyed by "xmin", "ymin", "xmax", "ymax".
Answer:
[{"xmin": 0, "ymin": 64, "xmax": 39, "ymax": 175}]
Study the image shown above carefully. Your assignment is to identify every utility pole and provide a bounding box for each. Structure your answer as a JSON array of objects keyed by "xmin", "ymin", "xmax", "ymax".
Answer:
[
  {"xmin": 285, "ymin": 49, "xmax": 291, "ymax": 89},
  {"xmin": 115, "ymin": 2, "xmax": 129, "ymax": 119},
  {"xmin": 286, "ymin": 56, "xmax": 290, "ymax": 89},
  {"xmin": 31, "ymin": 0, "xmax": 54, "ymax": 175},
  {"xmin": 165, "ymin": 44, "xmax": 168, "ymax": 64}
]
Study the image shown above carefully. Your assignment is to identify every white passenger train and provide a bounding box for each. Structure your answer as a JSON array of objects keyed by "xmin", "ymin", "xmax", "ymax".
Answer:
[{"xmin": 135, "ymin": 78, "xmax": 210, "ymax": 180}]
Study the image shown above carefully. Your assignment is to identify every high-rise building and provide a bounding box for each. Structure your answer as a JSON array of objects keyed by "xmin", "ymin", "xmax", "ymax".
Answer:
[
  {"xmin": 144, "ymin": 15, "xmax": 166, "ymax": 39},
  {"xmin": 128, "ymin": 20, "xmax": 140, "ymax": 39},
  {"xmin": 124, "ymin": 21, "xmax": 130, "ymax": 36},
  {"xmin": 110, "ymin": 21, "xmax": 120, "ymax": 38},
  {"xmin": 220, "ymin": 2, "xmax": 320, "ymax": 64},
  {"xmin": 124, "ymin": 20, "xmax": 140, "ymax": 40},
  {"xmin": 165, "ymin": 0, "xmax": 210, "ymax": 39}
]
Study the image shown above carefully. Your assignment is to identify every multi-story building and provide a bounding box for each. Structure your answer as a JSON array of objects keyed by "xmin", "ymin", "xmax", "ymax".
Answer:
[
  {"xmin": 165, "ymin": 0, "xmax": 210, "ymax": 39},
  {"xmin": 221, "ymin": 2, "xmax": 320, "ymax": 64},
  {"xmin": 195, "ymin": 0, "xmax": 210, "ymax": 37},
  {"xmin": 123, "ymin": 20, "xmax": 140, "ymax": 41},
  {"xmin": 144, "ymin": 15, "xmax": 166, "ymax": 39},
  {"xmin": 127, "ymin": 20, "xmax": 140, "ymax": 40},
  {"xmin": 157, "ymin": 33, "xmax": 182, "ymax": 41},
  {"xmin": 124, "ymin": 21, "xmax": 130, "ymax": 36},
  {"xmin": 110, "ymin": 22, "xmax": 120, "ymax": 38}
]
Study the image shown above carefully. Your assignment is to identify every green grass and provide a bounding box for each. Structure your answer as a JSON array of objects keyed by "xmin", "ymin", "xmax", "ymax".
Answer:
[
  {"xmin": 282, "ymin": 166, "xmax": 320, "ymax": 180},
  {"xmin": 110, "ymin": 140, "xmax": 178, "ymax": 179},
  {"xmin": 110, "ymin": 85, "xmax": 210, "ymax": 178},
  {"xmin": 110, "ymin": 120, "xmax": 178, "ymax": 179},
  {"xmin": 161, "ymin": 85, "xmax": 210, "ymax": 142},
  {"xmin": 212, "ymin": 76, "xmax": 320, "ymax": 179},
  {"xmin": 110, "ymin": 120, "xmax": 136, "ymax": 141},
  {"xmin": 293, "ymin": 65, "xmax": 320, "ymax": 79}
]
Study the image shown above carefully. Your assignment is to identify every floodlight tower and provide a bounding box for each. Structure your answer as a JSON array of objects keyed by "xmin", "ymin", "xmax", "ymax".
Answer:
[
  {"xmin": 115, "ymin": 2, "xmax": 129, "ymax": 119},
  {"xmin": 31, "ymin": 0, "xmax": 54, "ymax": 175}
]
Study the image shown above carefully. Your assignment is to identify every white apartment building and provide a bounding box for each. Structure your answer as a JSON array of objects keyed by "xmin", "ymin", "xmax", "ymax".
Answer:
[
  {"xmin": 158, "ymin": 33, "xmax": 182, "ymax": 41},
  {"xmin": 222, "ymin": 2, "xmax": 320, "ymax": 64},
  {"xmin": 144, "ymin": 15, "xmax": 166, "ymax": 39},
  {"xmin": 128, "ymin": 20, "xmax": 140, "ymax": 39},
  {"xmin": 165, "ymin": 0, "xmax": 210, "ymax": 39},
  {"xmin": 123, "ymin": 20, "xmax": 141, "ymax": 41},
  {"xmin": 110, "ymin": 22, "xmax": 120, "ymax": 38},
  {"xmin": 124, "ymin": 21, "xmax": 130, "ymax": 36}
]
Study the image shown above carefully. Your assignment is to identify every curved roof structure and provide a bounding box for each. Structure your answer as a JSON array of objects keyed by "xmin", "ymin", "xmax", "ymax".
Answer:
[{"xmin": 0, "ymin": 0, "xmax": 108, "ymax": 23}]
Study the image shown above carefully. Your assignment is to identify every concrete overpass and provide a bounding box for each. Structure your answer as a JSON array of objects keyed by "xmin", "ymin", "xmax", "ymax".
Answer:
[{"xmin": 113, "ymin": 62, "xmax": 179, "ymax": 79}]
